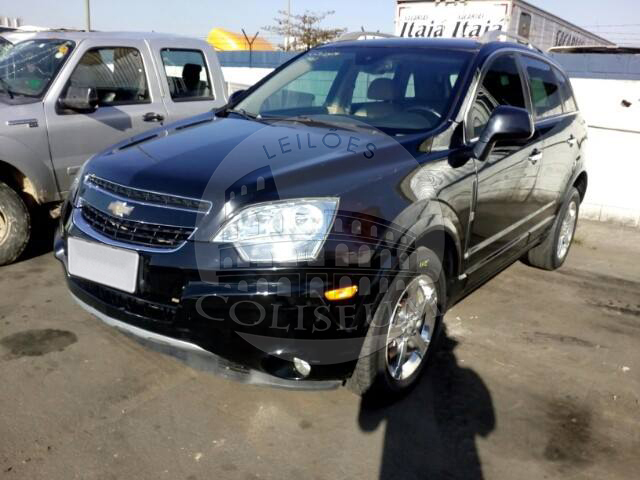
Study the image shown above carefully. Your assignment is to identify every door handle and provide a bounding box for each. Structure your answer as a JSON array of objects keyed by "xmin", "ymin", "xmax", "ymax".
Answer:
[
  {"xmin": 143, "ymin": 112, "xmax": 165, "ymax": 122},
  {"xmin": 528, "ymin": 149, "xmax": 543, "ymax": 165},
  {"xmin": 567, "ymin": 135, "xmax": 577, "ymax": 148}
]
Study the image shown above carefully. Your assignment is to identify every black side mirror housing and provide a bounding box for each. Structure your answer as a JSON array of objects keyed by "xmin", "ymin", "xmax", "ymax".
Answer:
[
  {"xmin": 59, "ymin": 86, "xmax": 98, "ymax": 113},
  {"xmin": 473, "ymin": 106, "xmax": 534, "ymax": 161},
  {"xmin": 228, "ymin": 89, "xmax": 246, "ymax": 104}
]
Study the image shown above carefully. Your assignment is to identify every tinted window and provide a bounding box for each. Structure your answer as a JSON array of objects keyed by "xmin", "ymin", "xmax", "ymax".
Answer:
[
  {"xmin": 553, "ymin": 67, "xmax": 577, "ymax": 113},
  {"xmin": 523, "ymin": 57, "xmax": 563, "ymax": 119},
  {"xmin": 161, "ymin": 49, "xmax": 213, "ymax": 101},
  {"xmin": 235, "ymin": 47, "xmax": 473, "ymax": 135},
  {"xmin": 66, "ymin": 47, "xmax": 150, "ymax": 106},
  {"xmin": 469, "ymin": 54, "xmax": 526, "ymax": 138}
]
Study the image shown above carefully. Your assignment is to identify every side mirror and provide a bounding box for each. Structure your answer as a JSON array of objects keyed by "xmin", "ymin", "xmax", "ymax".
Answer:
[
  {"xmin": 59, "ymin": 86, "xmax": 98, "ymax": 113},
  {"xmin": 473, "ymin": 106, "xmax": 534, "ymax": 161},
  {"xmin": 228, "ymin": 89, "xmax": 246, "ymax": 104}
]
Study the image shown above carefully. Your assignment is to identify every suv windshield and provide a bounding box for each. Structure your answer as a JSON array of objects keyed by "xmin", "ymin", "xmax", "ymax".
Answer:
[
  {"xmin": 235, "ymin": 45, "xmax": 473, "ymax": 135},
  {"xmin": 0, "ymin": 38, "xmax": 75, "ymax": 99}
]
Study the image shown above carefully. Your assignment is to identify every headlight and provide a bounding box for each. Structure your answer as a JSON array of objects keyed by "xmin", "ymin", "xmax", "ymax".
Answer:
[
  {"xmin": 69, "ymin": 160, "xmax": 89, "ymax": 206},
  {"xmin": 213, "ymin": 198, "xmax": 339, "ymax": 263}
]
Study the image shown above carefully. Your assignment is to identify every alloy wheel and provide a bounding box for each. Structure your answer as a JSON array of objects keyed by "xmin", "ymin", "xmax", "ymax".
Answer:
[
  {"xmin": 557, "ymin": 200, "xmax": 578, "ymax": 260},
  {"xmin": 0, "ymin": 209, "xmax": 8, "ymax": 245},
  {"xmin": 385, "ymin": 275, "xmax": 438, "ymax": 381}
]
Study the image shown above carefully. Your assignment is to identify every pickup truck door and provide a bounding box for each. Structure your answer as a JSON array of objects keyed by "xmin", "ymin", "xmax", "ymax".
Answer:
[
  {"xmin": 43, "ymin": 38, "xmax": 169, "ymax": 193},
  {"xmin": 148, "ymin": 38, "xmax": 227, "ymax": 122}
]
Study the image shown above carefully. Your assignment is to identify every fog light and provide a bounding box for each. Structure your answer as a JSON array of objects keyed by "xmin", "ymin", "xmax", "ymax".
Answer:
[{"xmin": 293, "ymin": 357, "xmax": 311, "ymax": 378}]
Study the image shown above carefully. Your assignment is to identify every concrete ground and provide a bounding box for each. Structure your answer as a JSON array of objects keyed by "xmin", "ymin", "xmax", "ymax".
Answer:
[{"xmin": 0, "ymin": 220, "xmax": 638, "ymax": 480}]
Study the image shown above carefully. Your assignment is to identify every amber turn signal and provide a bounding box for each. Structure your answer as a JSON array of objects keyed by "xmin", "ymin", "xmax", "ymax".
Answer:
[{"xmin": 324, "ymin": 285, "xmax": 358, "ymax": 301}]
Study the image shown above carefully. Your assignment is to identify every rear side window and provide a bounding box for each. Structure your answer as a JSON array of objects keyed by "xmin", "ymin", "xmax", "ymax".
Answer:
[
  {"xmin": 522, "ymin": 57, "xmax": 563, "ymax": 119},
  {"xmin": 66, "ymin": 47, "xmax": 150, "ymax": 106},
  {"xmin": 553, "ymin": 67, "xmax": 578, "ymax": 113},
  {"xmin": 161, "ymin": 49, "xmax": 214, "ymax": 101},
  {"xmin": 469, "ymin": 54, "xmax": 526, "ymax": 139}
]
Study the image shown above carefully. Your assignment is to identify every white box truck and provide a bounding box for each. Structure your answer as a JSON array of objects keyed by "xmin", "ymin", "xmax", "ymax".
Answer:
[{"xmin": 395, "ymin": 0, "xmax": 614, "ymax": 51}]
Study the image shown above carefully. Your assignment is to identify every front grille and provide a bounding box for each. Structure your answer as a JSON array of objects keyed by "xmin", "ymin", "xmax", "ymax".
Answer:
[
  {"xmin": 81, "ymin": 203, "xmax": 194, "ymax": 249},
  {"xmin": 86, "ymin": 175, "xmax": 209, "ymax": 211}
]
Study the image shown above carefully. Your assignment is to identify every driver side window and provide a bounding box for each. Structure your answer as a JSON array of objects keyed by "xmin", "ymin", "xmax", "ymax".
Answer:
[
  {"xmin": 469, "ymin": 54, "xmax": 526, "ymax": 139},
  {"xmin": 64, "ymin": 47, "xmax": 150, "ymax": 108}
]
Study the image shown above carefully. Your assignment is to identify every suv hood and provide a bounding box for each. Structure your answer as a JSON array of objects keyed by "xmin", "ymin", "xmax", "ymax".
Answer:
[{"xmin": 84, "ymin": 113, "xmax": 415, "ymax": 214}]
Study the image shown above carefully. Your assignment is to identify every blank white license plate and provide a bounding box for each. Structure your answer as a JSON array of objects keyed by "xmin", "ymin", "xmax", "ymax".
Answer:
[{"xmin": 68, "ymin": 237, "xmax": 139, "ymax": 294}]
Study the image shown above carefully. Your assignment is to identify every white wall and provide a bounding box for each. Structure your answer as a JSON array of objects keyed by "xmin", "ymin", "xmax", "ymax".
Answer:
[
  {"xmin": 570, "ymin": 78, "xmax": 640, "ymax": 227},
  {"xmin": 221, "ymin": 67, "xmax": 272, "ymax": 95}
]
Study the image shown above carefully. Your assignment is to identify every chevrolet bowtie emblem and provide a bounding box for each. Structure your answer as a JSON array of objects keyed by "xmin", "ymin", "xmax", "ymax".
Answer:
[{"xmin": 107, "ymin": 201, "xmax": 134, "ymax": 218}]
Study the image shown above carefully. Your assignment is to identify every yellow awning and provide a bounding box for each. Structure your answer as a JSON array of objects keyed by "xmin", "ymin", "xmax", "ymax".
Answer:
[{"xmin": 207, "ymin": 28, "xmax": 275, "ymax": 51}]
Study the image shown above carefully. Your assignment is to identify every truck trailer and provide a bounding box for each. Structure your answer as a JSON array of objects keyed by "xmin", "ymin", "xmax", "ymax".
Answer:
[{"xmin": 395, "ymin": 0, "xmax": 614, "ymax": 51}]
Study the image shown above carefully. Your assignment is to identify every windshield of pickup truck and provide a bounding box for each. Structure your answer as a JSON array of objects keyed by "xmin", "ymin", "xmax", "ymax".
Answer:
[
  {"xmin": 0, "ymin": 37, "xmax": 10, "ymax": 57},
  {"xmin": 234, "ymin": 45, "xmax": 473, "ymax": 134},
  {"xmin": 0, "ymin": 38, "xmax": 75, "ymax": 99}
]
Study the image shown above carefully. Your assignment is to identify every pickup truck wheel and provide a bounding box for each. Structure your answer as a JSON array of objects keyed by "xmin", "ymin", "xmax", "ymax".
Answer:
[
  {"xmin": 0, "ymin": 182, "xmax": 31, "ymax": 266},
  {"xmin": 347, "ymin": 247, "xmax": 446, "ymax": 400},
  {"xmin": 524, "ymin": 187, "xmax": 580, "ymax": 271}
]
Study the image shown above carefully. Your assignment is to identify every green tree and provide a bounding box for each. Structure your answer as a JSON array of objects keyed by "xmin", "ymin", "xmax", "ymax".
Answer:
[{"xmin": 263, "ymin": 10, "xmax": 346, "ymax": 51}]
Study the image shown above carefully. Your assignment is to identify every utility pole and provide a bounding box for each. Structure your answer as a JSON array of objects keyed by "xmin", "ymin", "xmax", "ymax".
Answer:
[
  {"xmin": 241, "ymin": 29, "xmax": 260, "ymax": 68},
  {"xmin": 84, "ymin": 0, "xmax": 91, "ymax": 31},
  {"xmin": 286, "ymin": 0, "xmax": 291, "ymax": 51}
]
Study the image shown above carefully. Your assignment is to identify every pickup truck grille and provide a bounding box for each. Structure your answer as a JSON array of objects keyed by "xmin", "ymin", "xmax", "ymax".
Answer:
[
  {"xmin": 85, "ymin": 175, "xmax": 209, "ymax": 212},
  {"xmin": 81, "ymin": 203, "xmax": 194, "ymax": 249}
]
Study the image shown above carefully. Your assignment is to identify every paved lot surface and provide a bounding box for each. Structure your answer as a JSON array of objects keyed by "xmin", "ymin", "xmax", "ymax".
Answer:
[{"xmin": 0, "ymin": 220, "xmax": 638, "ymax": 480}]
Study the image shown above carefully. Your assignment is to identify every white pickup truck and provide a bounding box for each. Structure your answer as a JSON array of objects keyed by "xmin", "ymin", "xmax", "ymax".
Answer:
[{"xmin": 0, "ymin": 31, "xmax": 227, "ymax": 265}]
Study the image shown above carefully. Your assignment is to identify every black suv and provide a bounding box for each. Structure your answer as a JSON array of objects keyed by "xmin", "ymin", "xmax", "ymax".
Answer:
[{"xmin": 55, "ymin": 38, "xmax": 587, "ymax": 397}]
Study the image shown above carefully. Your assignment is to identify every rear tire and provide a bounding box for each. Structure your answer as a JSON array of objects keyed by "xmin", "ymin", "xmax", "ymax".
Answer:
[
  {"xmin": 0, "ymin": 181, "xmax": 31, "ymax": 266},
  {"xmin": 347, "ymin": 246, "xmax": 446, "ymax": 400},
  {"xmin": 524, "ymin": 187, "xmax": 580, "ymax": 271}
]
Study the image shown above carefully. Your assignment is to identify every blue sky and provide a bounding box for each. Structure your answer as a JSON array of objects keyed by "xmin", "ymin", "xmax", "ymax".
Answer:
[{"xmin": 3, "ymin": 0, "xmax": 640, "ymax": 45}]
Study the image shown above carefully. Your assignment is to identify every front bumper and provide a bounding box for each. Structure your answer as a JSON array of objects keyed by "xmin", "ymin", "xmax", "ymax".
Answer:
[
  {"xmin": 68, "ymin": 292, "xmax": 341, "ymax": 390},
  {"xmin": 54, "ymin": 214, "xmax": 375, "ymax": 388}
]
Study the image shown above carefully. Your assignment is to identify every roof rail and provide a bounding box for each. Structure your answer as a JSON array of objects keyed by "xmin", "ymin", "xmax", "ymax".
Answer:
[
  {"xmin": 479, "ymin": 30, "xmax": 544, "ymax": 54},
  {"xmin": 337, "ymin": 31, "xmax": 396, "ymax": 42}
]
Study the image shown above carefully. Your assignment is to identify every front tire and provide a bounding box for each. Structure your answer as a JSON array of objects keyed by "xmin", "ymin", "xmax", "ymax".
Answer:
[
  {"xmin": 348, "ymin": 246, "xmax": 446, "ymax": 399},
  {"xmin": 0, "ymin": 181, "xmax": 31, "ymax": 266},
  {"xmin": 524, "ymin": 187, "xmax": 580, "ymax": 271}
]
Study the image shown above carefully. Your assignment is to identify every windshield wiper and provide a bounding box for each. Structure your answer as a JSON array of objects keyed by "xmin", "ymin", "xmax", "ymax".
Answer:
[
  {"xmin": 229, "ymin": 108, "xmax": 261, "ymax": 121},
  {"xmin": 0, "ymin": 77, "xmax": 14, "ymax": 99},
  {"xmin": 269, "ymin": 115, "xmax": 380, "ymax": 134},
  {"xmin": 218, "ymin": 107, "xmax": 270, "ymax": 124}
]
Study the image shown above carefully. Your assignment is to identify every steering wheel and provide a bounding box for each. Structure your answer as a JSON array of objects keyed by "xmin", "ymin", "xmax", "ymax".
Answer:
[{"xmin": 405, "ymin": 106, "xmax": 442, "ymax": 123}]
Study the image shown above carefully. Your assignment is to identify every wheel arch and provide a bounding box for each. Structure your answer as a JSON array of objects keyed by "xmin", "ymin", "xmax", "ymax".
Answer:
[
  {"xmin": 573, "ymin": 170, "xmax": 588, "ymax": 203},
  {"xmin": 415, "ymin": 225, "xmax": 461, "ymax": 303},
  {"xmin": 0, "ymin": 159, "xmax": 42, "ymax": 208}
]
